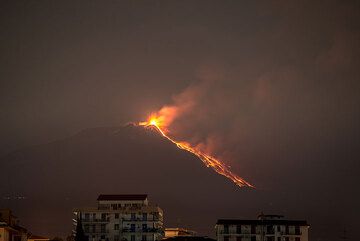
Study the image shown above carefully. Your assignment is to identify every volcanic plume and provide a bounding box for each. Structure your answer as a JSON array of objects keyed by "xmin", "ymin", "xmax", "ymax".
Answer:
[
  {"xmin": 138, "ymin": 115, "xmax": 253, "ymax": 187},
  {"xmin": 138, "ymin": 81, "xmax": 254, "ymax": 189}
]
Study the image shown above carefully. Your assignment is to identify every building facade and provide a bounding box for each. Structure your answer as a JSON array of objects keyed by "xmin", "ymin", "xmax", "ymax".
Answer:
[
  {"xmin": 73, "ymin": 195, "xmax": 164, "ymax": 241},
  {"xmin": 0, "ymin": 209, "xmax": 48, "ymax": 241},
  {"xmin": 215, "ymin": 214, "xmax": 309, "ymax": 241}
]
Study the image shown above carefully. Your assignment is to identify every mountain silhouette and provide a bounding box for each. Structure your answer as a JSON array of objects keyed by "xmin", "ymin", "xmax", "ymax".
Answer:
[{"xmin": 0, "ymin": 124, "xmax": 255, "ymax": 238}]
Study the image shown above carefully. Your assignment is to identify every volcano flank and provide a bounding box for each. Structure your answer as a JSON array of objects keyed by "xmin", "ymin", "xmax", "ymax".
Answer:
[{"xmin": 0, "ymin": 125, "xmax": 254, "ymax": 238}]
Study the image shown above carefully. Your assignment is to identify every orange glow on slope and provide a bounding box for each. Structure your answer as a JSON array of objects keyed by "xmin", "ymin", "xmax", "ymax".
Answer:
[{"xmin": 138, "ymin": 115, "xmax": 254, "ymax": 188}]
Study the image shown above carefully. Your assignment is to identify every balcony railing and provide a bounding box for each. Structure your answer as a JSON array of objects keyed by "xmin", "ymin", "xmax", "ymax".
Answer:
[
  {"xmin": 82, "ymin": 218, "xmax": 109, "ymax": 223},
  {"xmin": 121, "ymin": 228, "xmax": 163, "ymax": 233},
  {"xmin": 281, "ymin": 232, "xmax": 302, "ymax": 236},
  {"xmin": 84, "ymin": 230, "xmax": 109, "ymax": 234},
  {"xmin": 122, "ymin": 218, "xmax": 162, "ymax": 222}
]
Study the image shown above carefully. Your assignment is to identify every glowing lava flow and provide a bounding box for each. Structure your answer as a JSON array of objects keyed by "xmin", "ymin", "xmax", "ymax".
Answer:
[{"xmin": 138, "ymin": 116, "xmax": 254, "ymax": 188}]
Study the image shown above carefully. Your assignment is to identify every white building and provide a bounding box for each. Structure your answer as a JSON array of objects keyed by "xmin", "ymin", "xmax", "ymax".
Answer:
[
  {"xmin": 215, "ymin": 214, "xmax": 309, "ymax": 241},
  {"xmin": 73, "ymin": 194, "xmax": 164, "ymax": 241}
]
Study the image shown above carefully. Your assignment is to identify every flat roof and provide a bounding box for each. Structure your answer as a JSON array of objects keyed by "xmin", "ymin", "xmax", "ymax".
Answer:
[
  {"xmin": 97, "ymin": 194, "xmax": 148, "ymax": 201},
  {"xmin": 28, "ymin": 235, "xmax": 49, "ymax": 240},
  {"xmin": 216, "ymin": 219, "xmax": 308, "ymax": 226}
]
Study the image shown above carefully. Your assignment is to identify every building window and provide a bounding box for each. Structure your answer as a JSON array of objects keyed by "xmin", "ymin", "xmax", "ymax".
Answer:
[
  {"xmin": 142, "ymin": 213, "xmax": 147, "ymax": 221},
  {"xmin": 267, "ymin": 237, "xmax": 275, "ymax": 241},
  {"xmin": 285, "ymin": 226, "xmax": 289, "ymax": 235},
  {"xmin": 115, "ymin": 213, "xmax": 119, "ymax": 219},
  {"xmin": 224, "ymin": 225, "xmax": 229, "ymax": 234},
  {"xmin": 101, "ymin": 235, "xmax": 105, "ymax": 240},
  {"xmin": 224, "ymin": 236, "xmax": 229, "ymax": 241},
  {"xmin": 114, "ymin": 236, "xmax": 119, "ymax": 241},
  {"xmin": 236, "ymin": 237, "xmax": 242, "ymax": 241},
  {"xmin": 277, "ymin": 226, "xmax": 280, "ymax": 232},
  {"xmin": 277, "ymin": 237, "xmax": 281, "ymax": 241},
  {"xmin": 85, "ymin": 213, "xmax": 90, "ymax": 221},
  {"xmin": 295, "ymin": 238, "xmax": 300, "ymax": 241},
  {"xmin": 101, "ymin": 213, "xmax": 107, "ymax": 221},
  {"xmin": 142, "ymin": 235, "xmax": 147, "ymax": 241},
  {"xmin": 111, "ymin": 204, "xmax": 118, "ymax": 210},
  {"xmin": 295, "ymin": 226, "xmax": 300, "ymax": 235},
  {"xmin": 251, "ymin": 236, "xmax": 256, "ymax": 241},
  {"xmin": 101, "ymin": 224, "xmax": 106, "ymax": 233},
  {"xmin": 251, "ymin": 225, "xmax": 256, "ymax": 234},
  {"xmin": 131, "ymin": 224, "xmax": 136, "ymax": 232},
  {"xmin": 131, "ymin": 235, "xmax": 135, "ymax": 241},
  {"xmin": 84, "ymin": 224, "xmax": 90, "ymax": 233},
  {"xmin": 131, "ymin": 213, "xmax": 136, "ymax": 220},
  {"xmin": 92, "ymin": 225, "xmax": 96, "ymax": 232},
  {"xmin": 285, "ymin": 237, "xmax": 289, "ymax": 241},
  {"xmin": 236, "ymin": 225, "xmax": 241, "ymax": 234},
  {"xmin": 114, "ymin": 224, "xmax": 119, "ymax": 230},
  {"xmin": 267, "ymin": 225, "xmax": 274, "ymax": 234},
  {"xmin": 142, "ymin": 224, "xmax": 147, "ymax": 231}
]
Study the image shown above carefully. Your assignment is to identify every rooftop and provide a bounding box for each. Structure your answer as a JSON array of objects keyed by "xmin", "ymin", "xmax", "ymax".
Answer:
[
  {"xmin": 216, "ymin": 219, "xmax": 308, "ymax": 226},
  {"xmin": 97, "ymin": 194, "xmax": 148, "ymax": 201},
  {"xmin": 28, "ymin": 235, "xmax": 49, "ymax": 240}
]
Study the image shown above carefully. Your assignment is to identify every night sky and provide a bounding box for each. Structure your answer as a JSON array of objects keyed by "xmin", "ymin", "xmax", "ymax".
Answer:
[{"xmin": 1, "ymin": 1, "xmax": 359, "ymax": 241}]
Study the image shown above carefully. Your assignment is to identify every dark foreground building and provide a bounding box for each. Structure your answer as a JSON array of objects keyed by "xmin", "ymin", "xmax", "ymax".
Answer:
[{"xmin": 215, "ymin": 214, "xmax": 309, "ymax": 241}]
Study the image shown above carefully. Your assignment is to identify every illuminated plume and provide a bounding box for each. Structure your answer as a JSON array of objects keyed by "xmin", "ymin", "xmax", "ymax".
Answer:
[{"xmin": 138, "ymin": 115, "xmax": 254, "ymax": 188}]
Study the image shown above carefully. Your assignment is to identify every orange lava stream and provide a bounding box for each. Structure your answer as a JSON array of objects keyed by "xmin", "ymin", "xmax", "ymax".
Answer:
[{"xmin": 138, "ymin": 118, "xmax": 254, "ymax": 188}]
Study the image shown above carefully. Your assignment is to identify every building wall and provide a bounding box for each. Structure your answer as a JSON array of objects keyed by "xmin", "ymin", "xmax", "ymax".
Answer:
[
  {"xmin": 0, "ymin": 228, "xmax": 10, "ymax": 241},
  {"xmin": 216, "ymin": 224, "xmax": 309, "ymax": 241},
  {"xmin": 75, "ymin": 204, "xmax": 163, "ymax": 241}
]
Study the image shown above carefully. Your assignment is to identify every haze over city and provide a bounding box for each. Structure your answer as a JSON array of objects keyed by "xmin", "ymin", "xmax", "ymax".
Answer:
[{"xmin": 1, "ymin": 1, "xmax": 359, "ymax": 241}]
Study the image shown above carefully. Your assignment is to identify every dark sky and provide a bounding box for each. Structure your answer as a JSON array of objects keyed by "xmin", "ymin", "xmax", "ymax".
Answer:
[{"xmin": 1, "ymin": 0, "xmax": 359, "ymax": 240}]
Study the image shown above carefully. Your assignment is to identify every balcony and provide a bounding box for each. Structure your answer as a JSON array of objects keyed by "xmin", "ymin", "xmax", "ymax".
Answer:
[
  {"xmin": 121, "ymin": 228, "xmax": 163, "ymax": 233},
  {"xmin": 281, "ymin": 232, "xmax": 302, "ymax": 236},
  {"xmin": 84, "ymin": 230, "xmax": 109, "ymax": 234},
  {"xmin": 122, "ymin": 218, "xmax": 162, "ymax": 222},
  {"xmin": 82, "ymin": 218, "xmax": 110, "ymax": 223}
]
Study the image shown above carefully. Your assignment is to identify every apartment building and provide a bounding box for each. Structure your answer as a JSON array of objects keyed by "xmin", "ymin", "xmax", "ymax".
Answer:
[
  {"xmin": 215, "ymin": 214, "xmax": 309, "ymax": 241},
  {"xmin": 0, "ymin": 209, "xmax": 48, "ymax": 241},
  {"xmin": 73, "ymin": 194, "xmax": 164, "ymax": 241}
]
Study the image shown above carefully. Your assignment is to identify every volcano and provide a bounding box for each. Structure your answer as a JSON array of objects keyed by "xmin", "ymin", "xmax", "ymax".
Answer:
[{"xmin": 0, "ymin": 125, "xmax": 255, "ymax": 238}]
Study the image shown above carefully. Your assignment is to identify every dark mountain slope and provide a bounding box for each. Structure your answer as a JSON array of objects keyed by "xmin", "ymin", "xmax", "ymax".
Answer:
[{"xmin": 0, "ymin": 125, "xmax": 255, "ymax": 238}]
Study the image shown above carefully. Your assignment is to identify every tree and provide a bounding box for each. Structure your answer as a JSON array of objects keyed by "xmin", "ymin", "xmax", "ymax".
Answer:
[{"xmin": 75, "ymin": 218, "xmax": 87, "ymax": 241}]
